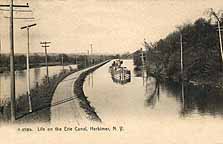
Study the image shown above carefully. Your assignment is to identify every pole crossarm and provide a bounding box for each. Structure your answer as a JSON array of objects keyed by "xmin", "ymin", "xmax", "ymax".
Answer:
[
  {"xmin": 4, "ymin": 16, "xmax": 35, "ymax": 19},
  {"xmin": 216, "ymin": 27, "xmax": 223, "ymax": 31},
  {"xmin": 0, "ymin": 8, "xmax": 32, "ymax": 12},
  {"xmin": 21, "ymin": 23, "xmax": 37, "ymax": 29},
  {"xmin": 42, "ymin": 45, "xmax": 50, "ymax": 47},
  {"xmin": 40, "ymin": 42, "xmax": 51, "ymax": 44},
  {"xmin": 0, "ymin": 4, "xmax": 29, "ymax": 8}
]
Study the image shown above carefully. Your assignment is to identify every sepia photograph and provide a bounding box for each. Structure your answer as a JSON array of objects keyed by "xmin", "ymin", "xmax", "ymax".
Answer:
[{"xmin": 0, "ymin": 0, "xmax": 223, "ymax": 143}]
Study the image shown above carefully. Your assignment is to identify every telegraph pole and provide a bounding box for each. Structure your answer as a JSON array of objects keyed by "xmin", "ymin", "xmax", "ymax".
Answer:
[
  {"xmin": 90, "ymin": 44, "xmax": 93, "ymax": 65},
  {"xmin": 140, "ymin": 48, "xmax": 145, "ymax": 85},
  {"xmin": 177, "ymin": 33, "xmax": 186, "ymax": 107},
  {"xmin": 210, "ymin": 9, "xmax": 223, "ymax": 63},
  {"xmin": 9, "ymin": 0, "xmax": 16, "ymax": 123},
  {"xmin": 176, "ymin": 33, "xmax": 186, "ymax": 80},
  {"xmin": 0, "ymin": 1, "xmax": 29, "ymax": 122},
  {"xmin": 144, "ymin": 38, "xmax": 150, "ymax": 76},
  {"xmin": 217, "ymin": 20, "xmax": 223, "ymax": 63},
  {"xmin": 61, "ymin": 54, "xmax": 64, "ymax": 71},
  {"xmin": 141, "ymin": 48, "xmax": 145, "ymax": 69},
  {"xmin": 180, "ymin": 34, "xmax": 183, "ymax": 77},
  {"xmin": 21, "ymin": 23, "xmax": 37, "ymax": 113},
  {"xmin": 75, "ymin": 55, "xmax": 77, "ymax": 65},
  {"xmin": 144, "ymin": 39, "xmax": 148, "ymax": 67},
  {"xmin": 90, "ymin": 44, "xmax": 93, "ymax": 55},
  {"xmin": 0, "ymin": 34, "xmax": 1, "ymax": 67},
  {"xmin": 0, "ymin": 35, "xmax": 1, "ymax": 100},
  {"xmin": 86, "ymin": 50, "xmax": 89, "ymax": 67},
  {"xmin": 40, "ymin": 42, "xmax": 51, "ymax": 83}
]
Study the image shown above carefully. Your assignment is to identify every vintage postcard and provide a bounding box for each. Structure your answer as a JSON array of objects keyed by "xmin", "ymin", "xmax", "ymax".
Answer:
[{"xmin": 0, "ymin": 0, "xmax": 223, "ymax": 143}]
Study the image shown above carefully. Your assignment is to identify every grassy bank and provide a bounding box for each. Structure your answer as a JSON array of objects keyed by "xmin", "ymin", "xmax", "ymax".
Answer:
[
  {"xmin": 0, "ymin": 60, "xmax": 109, "ymax": 123},
  {"xmin": 0, "ymin": 68, "xmax": 79, "ymax": 123},
  {"xmin": 0, "ymin": 59, "xmax": 110, "ymax": 123},
  {"xmin": 73, "ymin": 61, "xmax": 110, "ymax": 122}
]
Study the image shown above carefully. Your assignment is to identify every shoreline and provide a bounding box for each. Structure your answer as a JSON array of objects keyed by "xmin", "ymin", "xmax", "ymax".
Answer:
[
  {"xmin": 135, "ymin": 64, "xmax": 223, "ymax": 90},
  {"xmin": 0, "ymin": 62, "xmax": 77, "ymax": 73},
  {"xmin": 162, "ymin": 76, "xmax": 223, "ymax": 89},
  {"xmin": 73, "ymin": 60, "xmax": 110, "ymax": 122},
  {"xmin": 0, "ymin": 61, "xmax": 108, "ymax": 123}
]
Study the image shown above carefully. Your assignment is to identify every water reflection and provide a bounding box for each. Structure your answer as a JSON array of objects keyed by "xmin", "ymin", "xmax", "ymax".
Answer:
[
  {"xmin": 147, "ymin": 78, "xmax": 223, "ymax": 117},
  {"xmin": 91, "ymin": 73, "xmax": 93, "ymax": 88},
  {"xmin": 83, "ymin": 60, "xmax": 223, "ymax": 123},
  {"xmin": 111, "ymin": 76, "xmax": 131, "ymax": 85},
  {"xmin": 182, "ymin": 84, "xmax": 223, "ymax": 117},
  {"xmin": 16, "ymin": 70, "xmax": 26, "ymax": 77},
  {"xmin": 133, "ymin": 65, "xmax": 223, "ymax": 117},
  {"xmin": 87, "ymin": 72, "xmax": 94, "ymax": 88},
  {"xmin": 181, "ymin": 82, "xmax": 185, "ymax": 113},
  {"xmin": 133, "ymin": 67, "xmax": 143, "ymax": 77},
  {"xmin": 133, "ymin": 66, "xmax": 147, "ymax": 86},
  {"xmin": 34, "ymin": 68, "xmax": 40, "ymax": 83},
  {"xmin": 145, "ymin": 78, "xmax": 160, "ymax": 108}
]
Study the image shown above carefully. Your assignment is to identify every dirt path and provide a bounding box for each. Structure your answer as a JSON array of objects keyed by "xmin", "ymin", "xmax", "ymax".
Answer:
[{"xmin": 50, "ymin": 62, "xmax": 106, "ymax": 125}]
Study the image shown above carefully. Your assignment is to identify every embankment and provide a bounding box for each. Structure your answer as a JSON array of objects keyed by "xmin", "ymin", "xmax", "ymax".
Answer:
[
  {"xmin": 0, "ymin": 61, "xmax": 107, "ymax": 123},
  {"xmin": 73, "ymin": 61, "xmax": 110, "ymax": 122},
  {"xmin": 13, "ymin": 69, "xmax": 78, "ymax": 123}
]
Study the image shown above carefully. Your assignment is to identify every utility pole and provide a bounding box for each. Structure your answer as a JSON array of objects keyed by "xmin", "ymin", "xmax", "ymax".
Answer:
[
  {"xmin": 180, "ymin": 34, "xmax": 183, "ymax": 78},
  {"xmin": 0, "ymin": 35, "xmax": 1, "ymax": 100},
  {"xmin": 140, "ymin": 48, "xmax": 145, "ymax": 72},
  {"xmin": 144, "ymin": 38, "xmax": 150, "ymax": 76},
  {"xmin": 75, "ymin": 55, "xmax": 77, "ymax": 65},
  {"xmin": 0, "ymin": 1, "xmax": 29, "ymax": 122},
  {"xmin": 61, "ymin": 54, "xmax": 64, "ymax": 71},
  {"xmin": 176, "ymin": 33, "xmax": 186, "ymax": 108},
  {"xmin": 140, "ymin": 48, "xmax": 145, "ymax": 69},
  {"xmin": 176, "ymin": 33, "xmax": 186, "ymax": 80},
  {"xmin": 21, "ymin": 23, "xmax": 37, "ymax": 113},
  {"xmin": 140, "ymin": 48, "xmax": 145, "ymax": 85},
  {"xmin": 90, "ymin": 44, "xmax": 93, "ymax": 65},
  {"xmin": 210, "ymin": 9, "xmax": 223, "ymax": 63},
  {"xmin": 144, "ymin": 39, "xmax": 147, "ymax": 66},
  {"xmin": 40, "ymin": 41, "xmax": 51, "ymax": 83},
  {"xmin": 217, "ymin": 20, "xmax": 223, "ymax": 63},
  {"xmin": 86, "ymin": 50, "xmax": 89, "ymax": 67},
  {"xmin": 0, "ymin": 34, "xmax": 1, "ymax": 67}
]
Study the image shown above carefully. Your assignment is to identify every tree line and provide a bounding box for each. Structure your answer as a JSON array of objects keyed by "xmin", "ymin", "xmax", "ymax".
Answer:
[
  {"xmin": 0, "ymin": 53, "xmax": 115, "ymax": 72},
  {"xmin": 135, "ymin": 15, "xmax": 223, "ymax": 86}
]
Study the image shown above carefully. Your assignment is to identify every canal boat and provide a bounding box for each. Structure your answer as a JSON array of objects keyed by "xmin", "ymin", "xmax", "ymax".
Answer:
[{"xmin": 109, "ymin": 60, "xmax": 131, "ymax": 84}]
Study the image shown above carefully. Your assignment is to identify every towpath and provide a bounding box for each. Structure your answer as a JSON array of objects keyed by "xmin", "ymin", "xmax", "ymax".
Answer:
[{"xmin": 50, "ymin": 62, "xmax": 105, "ymax": 125}]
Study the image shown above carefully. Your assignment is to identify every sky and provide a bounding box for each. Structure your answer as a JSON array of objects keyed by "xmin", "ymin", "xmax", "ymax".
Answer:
[{"xmin": 0, "ymin": 0, "xmax": 223, "ymax": 54}]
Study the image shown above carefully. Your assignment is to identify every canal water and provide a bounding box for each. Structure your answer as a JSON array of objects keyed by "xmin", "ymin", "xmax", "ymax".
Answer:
[
  {"xmin": 0, "ymin": 65, "xmax": 77, "ymax": 100},
  {"xmin": 83, "ymin": 60, "xmax": 223, "ymax": 134},
  {"xmin": 83, "ymin": 60, "xmax": 223, "ymax": 143}
]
